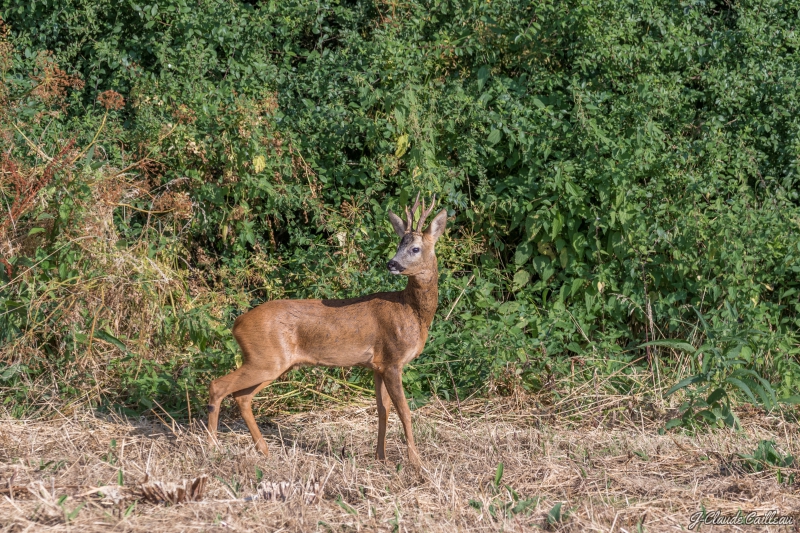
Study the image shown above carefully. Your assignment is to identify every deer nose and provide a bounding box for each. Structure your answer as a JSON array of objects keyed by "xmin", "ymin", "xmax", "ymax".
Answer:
[{"xmin": 387, "ymin": 260, "xmax": 404, "ymax": 273}]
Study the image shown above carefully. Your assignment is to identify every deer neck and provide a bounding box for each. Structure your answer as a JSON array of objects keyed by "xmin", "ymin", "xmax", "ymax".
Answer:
[{"xmin": 402, "ymin": 263, "xmax": 439, "ymax": 329}]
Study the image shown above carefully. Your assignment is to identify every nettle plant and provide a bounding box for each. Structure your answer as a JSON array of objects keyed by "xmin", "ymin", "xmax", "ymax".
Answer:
[
  {"xmin": 649, "ymin": 311, "xmax": 800, "ymax": 432},
  {"xmin": 2, "ymin": 0, "xmax": 800, "ymax": 415}
]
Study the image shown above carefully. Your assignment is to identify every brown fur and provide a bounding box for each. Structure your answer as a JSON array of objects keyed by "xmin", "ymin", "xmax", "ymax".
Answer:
[{"xmin": 207, "ymin": 196, "xmax": 448, "ymax": 468}]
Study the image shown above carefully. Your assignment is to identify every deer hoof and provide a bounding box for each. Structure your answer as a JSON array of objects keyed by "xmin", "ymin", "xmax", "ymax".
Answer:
[
  {"xmin": 255, "ymin": 440, "xmax": 269, "ymax": 456},
  {"xmin": 408, "ymin": 452, "xmax": 422, "ymax": 470}
]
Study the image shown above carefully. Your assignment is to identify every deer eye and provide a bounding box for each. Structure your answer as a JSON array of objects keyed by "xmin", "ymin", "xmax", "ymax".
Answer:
[{"xmin": 412, "ymin": 247, "xmax": 420, "ymax": 253}]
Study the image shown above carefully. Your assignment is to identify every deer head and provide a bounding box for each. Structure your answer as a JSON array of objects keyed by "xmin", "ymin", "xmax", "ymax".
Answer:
[{"xmin": 386, "ymin": 193, "xmax": 447, "ymax": 276}]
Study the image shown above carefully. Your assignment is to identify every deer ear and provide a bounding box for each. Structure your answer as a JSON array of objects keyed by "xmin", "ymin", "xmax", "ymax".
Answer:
[
  {"xmin": 388, "ymin": 210, "xmax": 407, "ymax": 237},
  {"xmin": 424, "ymin": 209, "xmax": 448, "ymax": 241}
]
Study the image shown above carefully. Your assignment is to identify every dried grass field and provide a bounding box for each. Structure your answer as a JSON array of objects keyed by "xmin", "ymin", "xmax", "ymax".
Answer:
[{"xmin": 1, "ymin": 395, "xmax": 798, "ymax": 532}]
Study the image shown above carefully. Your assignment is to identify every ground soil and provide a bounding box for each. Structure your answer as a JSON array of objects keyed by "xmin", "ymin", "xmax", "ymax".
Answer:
[{"xmin": 1, "ymin": 398, "xmax": 798, "ymax": 532}]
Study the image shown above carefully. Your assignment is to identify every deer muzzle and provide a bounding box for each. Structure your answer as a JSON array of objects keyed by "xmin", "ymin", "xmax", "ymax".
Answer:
[{"xmin": 387, "ymin": 260, "xmax": 404, "ymax": 274}]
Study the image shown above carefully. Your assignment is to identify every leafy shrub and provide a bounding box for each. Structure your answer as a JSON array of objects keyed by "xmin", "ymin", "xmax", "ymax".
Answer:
[
  {"xmin": 739, "ymin": 440, "xmax": 795, "ymax": 472},
  {"xmin": 738, "ymin": 439, "xmax": 796, "ymax": 485},
  {"xmin": 0, "ymin": 0, "xmax": 798, "ymax": 416}
]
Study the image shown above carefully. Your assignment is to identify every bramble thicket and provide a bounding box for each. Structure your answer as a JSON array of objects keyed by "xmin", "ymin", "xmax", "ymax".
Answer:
[{"xmin": 0, "ymin": 0, "xmax": 798, "ymax": 424}]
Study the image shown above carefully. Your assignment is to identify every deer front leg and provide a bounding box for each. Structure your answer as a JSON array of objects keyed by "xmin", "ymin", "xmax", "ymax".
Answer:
[
  {"xmin": 374, "ymin": 371, "xmax": 391, "ymax": 461},
  {"xmin": 382, "ymin": 366, "xmax": 421, "ymax": 468}
]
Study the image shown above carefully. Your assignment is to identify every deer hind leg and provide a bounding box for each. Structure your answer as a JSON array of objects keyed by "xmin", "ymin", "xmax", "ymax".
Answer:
[
  {"xmin": 382, "ymin": 366, "xmax": 421, "ymax": 468},
  {"xmin": 374, "ymin": 371, "xmax": 392, "ymax": 461},
  {"xmin": 233, "ymin": 381, "xmax": 272, "ymax": 455},
  {"xmin": 206, "ymin": 365, "xmax": 280, "ymax": 447}
]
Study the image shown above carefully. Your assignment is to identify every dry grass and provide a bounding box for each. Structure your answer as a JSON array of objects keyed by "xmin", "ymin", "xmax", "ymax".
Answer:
[{"xmin": 0, "ymin": 397, "xmax": 798, "ymax": 532}]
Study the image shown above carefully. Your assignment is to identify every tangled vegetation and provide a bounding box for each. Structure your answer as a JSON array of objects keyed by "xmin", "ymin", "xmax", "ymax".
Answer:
[{"xmin": 0, "ymin": 0, "xmax": 798, "ymax": 423}]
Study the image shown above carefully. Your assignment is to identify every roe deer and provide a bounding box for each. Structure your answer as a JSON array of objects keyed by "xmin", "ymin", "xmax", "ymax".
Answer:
[{"xmin": 206, "ymin": 194, "xmax": 447, "ymax": 467}]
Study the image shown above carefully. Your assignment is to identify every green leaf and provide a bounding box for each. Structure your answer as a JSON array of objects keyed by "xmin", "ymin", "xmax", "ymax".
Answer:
[
  {"xmin": 27, "ymin": 227, "xmax": 45, "ymax": 236},
  {"xmin": 395, "ymin": 134, "xmax": 409, "ymax": 158},
  {"xmin": 723, "ymin": 409, "xmax": 738, "ymax": 428},
  {"xmin": 570, "ymin": 278, "xmax": 584, "ymax": 297},
  {"xmin": 725, "ymin": 377, "xmax": 757, "ymax": 404},
  {"xmin": 84, "ymin": 144, "xmax": 95, "ymax": 164},
  {"xmin": 525, "ymin": 216, "xmax": 541, "ymax": 241},
  {"xmin": 748, "ymin": 380, "xmax": 773, "ymax": 409},
  {"xmin": 335, "ymin": 495, "xmax": 358, "ymax": 515},
  {"xmin": 664, "ymin": 418, "xmax": 684, "ymax": 430},
  {"xmin": 393, "ymin": 107, "xmax": 406, "ymax": 130},
  {"xmin": 0, "ymin": 364, "xmax": 24, "ymax": 381},
  {"xmin": 559, "ymin": 247, "xmax": 569, "ymax": 268},
  {"xmin": 477, "ymin": 65, "xmax": 490, "ymax": 91},
  {"xmin": 706, "ymin": 387, "xmax": 726, "ymax": 406},
  {"xmin": 514, "ymin": 242, "xmax": 532, "ymax": 265},
  {"xmin": 511, "ymin": 497, "xmax": 538, "ymax": 516},
  {"xmin": 547, "ymin": 502, "xmax": 563, "ymax": 524},
  {"xmin": 94, "ymin": 330, "xmax": 127, "ymax": 351},
  {"xmin": 755, "ymin": 376, "xmax": 777, "ymax": 409},
  {"xmin": 487, "ymin": 129, "xmax": 502, "ymax": 145},
  {"xmin": 551, "ymin": 212, "xmax": 564, "ymax": 239},
  {"xmin": 729, "ymin": 369, "xmax": 776, "ymax": 408},
  {"xmin": 65, "ymin": 502, "xmax": 85, "ymax": 521},
  {"xmin": 513, "ymin": 270, "xmax": 530, "ymax": 290},
  {"xmin": 504, "ymin": 484, "xmax": 519, "ymax": 501},
  {"xmin": 696, "ymin": 409, "xmax": 717, "ymax": 424},
  {"xmin": 640, "ymin": 340, "xmax": 696, "ymax": 353},
  {"xmin": 691, "ymin": 307, "xmax": 714, "ymax": 341},
  {"xmin": 532, "ymin": 255, "xmax": 550, "ymax": 275},
  {"xmin": 665, "ymin": 375, "xmax": 704, "ymax": 396},
  {"xmin": 494, "ymin": 463, "xmax": 504, "ymax": 487}
]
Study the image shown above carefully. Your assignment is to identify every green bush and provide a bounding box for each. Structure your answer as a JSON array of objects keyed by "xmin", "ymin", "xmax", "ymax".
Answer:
[{"xmin": 0, "ymin": 0, "xmax": 798, "ymax": 417}]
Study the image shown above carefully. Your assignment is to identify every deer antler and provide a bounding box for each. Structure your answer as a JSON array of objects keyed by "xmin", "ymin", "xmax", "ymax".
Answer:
[
  {"xmin": 416, "ymin": 194, "xmax": 436, "ymax": 233},
  {"xmin": 404, "ymin": 192, "xmax": 420, "ymax": 233}
]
